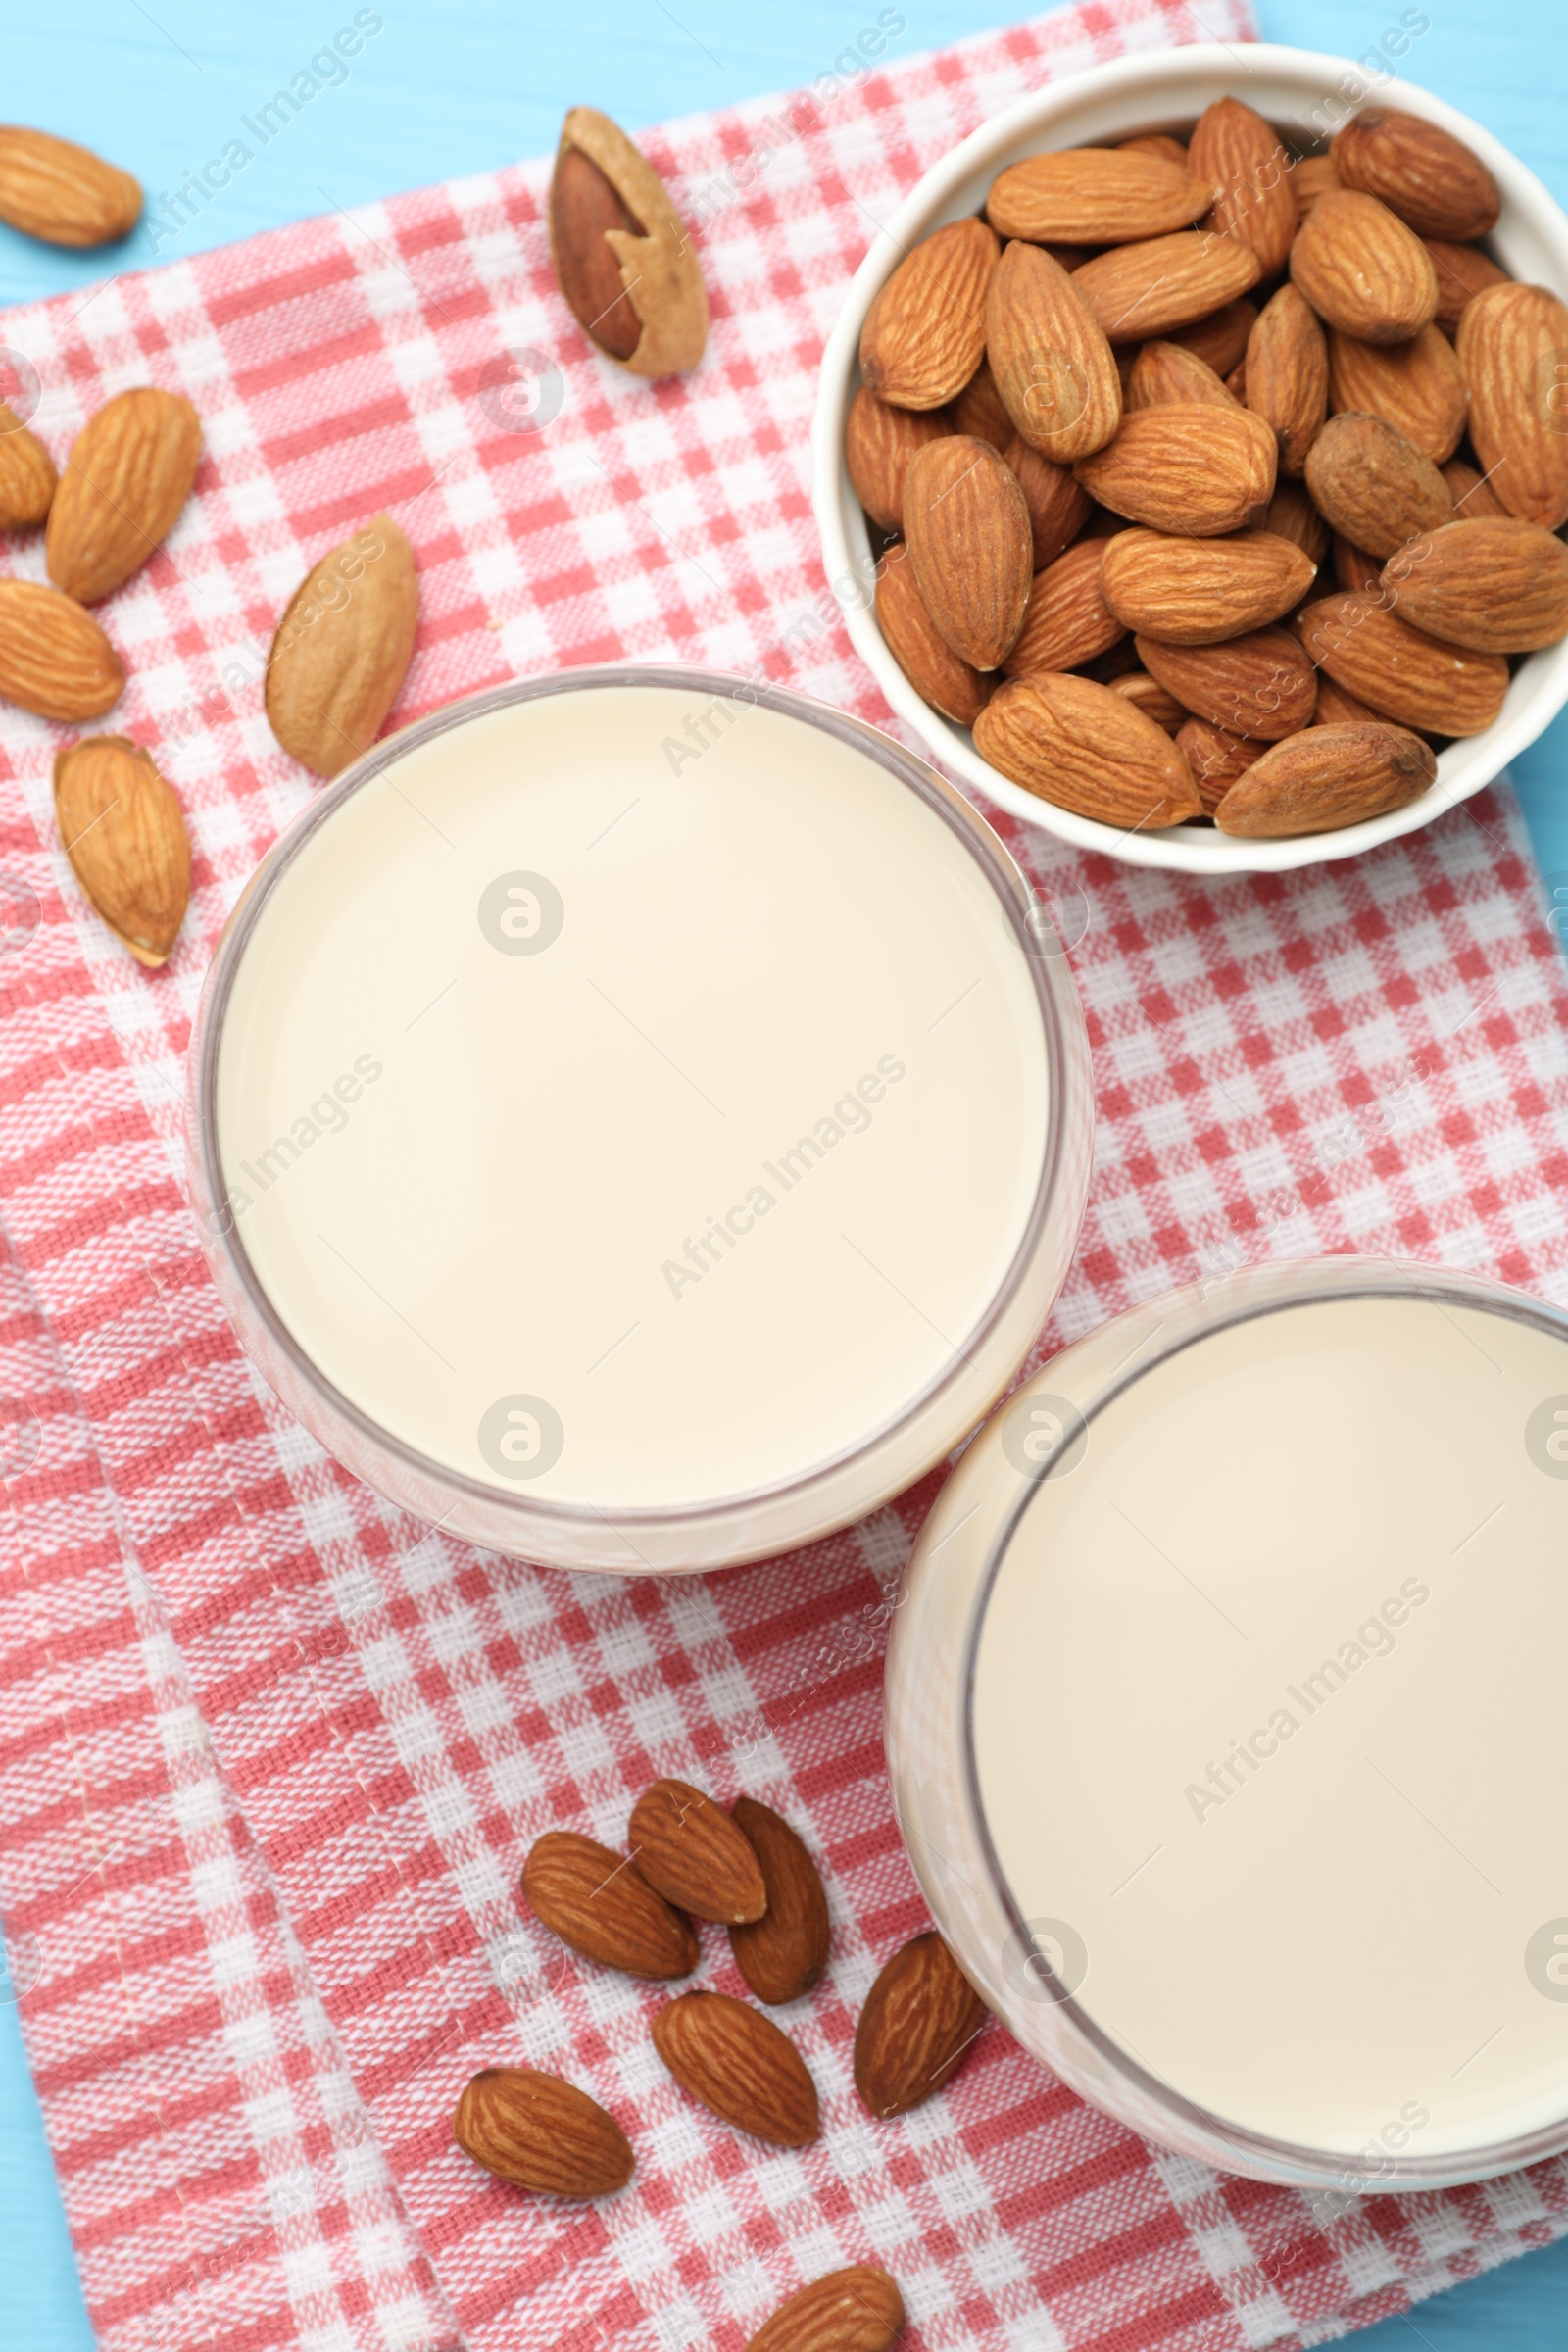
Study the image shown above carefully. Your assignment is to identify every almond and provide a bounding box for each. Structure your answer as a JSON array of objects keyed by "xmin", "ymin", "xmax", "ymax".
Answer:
[
  {"xmin": 0, "ymin": 125, "xmax": 140, "ymax": 247},
  {"xmin": 747, "ymin": 2272, "xmax": 905, "ymax": 2352},
  {"xmin": 1073, "ymin": 402, "xmax": 1276, "ymax": 537},
  {"xmin": 1245, "ymin": 284, "xmax": 1329, "ymax": 476},
  {"xmin": 1314, "ymin": 674, "xmax": 1387, "ymax": 725},
  {"xmin": 629, "ymin": 1777, "xmax": 767, "ymax": 1923},
  {"xmin": 860, "ymin": 218, "xmax": 999, "ymax": 411},
  {"xmin": 1334, "ymin": 535, "xmax": 1384, "ymax": 594},
  {"xmin": 949, "ymin": 360, "xmax": 1012, "ymax": 452},
  {"xmin": 1266, "ymin": 478, "xmax": 1331, "ymax": 566},
  {"xmin": 1111, "ymin": 670, "xmax": 1188, "ymax": 731},
  {"xmin": 854, "ymin": 1932, "xmax": 987, "ymax": 2119},
  {"xmin": 521, "ymin": 1830, "xmax": 699, "ymax": 1979},
  {"xmin": 1072, "ymin": 229, "xmax": 1261, "ymax": 344},
  {"xmin": 0, "ymin": 403, "xmax": 58, "ymax": 528},
  {"xmin": 1298, "ymin": 590, "xmax": 1509, "ymax": 735},
  {"xmin": 1456, "ymin": 281, "xmax": 1568, "ymax": 529},
  {"xmin": 0, "ymin": 579, "xmax": 123, "ymax": 720},
  {"xmin": 1381, "ymin": 515, "xmax": 1568, "ymax": 652},
  {"xmin": 845, "ymin": 388, "xmax": 951, "ymax": 530},
  {"xmin": 1290, "ymin": 189, "xmax": 1439, "ymax": 343},
  {"xmin": 1136, "ymin": 624, "xmax": 1318, "ymax": 739},
  {"xmin": 452, "ymin": 2066, "xmax": 634, "ymax": 2198},
  {"xmin": 903, "ymin": 435, "xmax": 1032, "ymax": 669},
  {"xmin": 1166, "ymin": 297, "xmax": 1257, "ymax": 377},
  {"xmin": 986, "ymin": 149, "xmax": 1213, "ymax": 245},
  {"xmin": 1215, "ymin": 720, "xmax": 1437, "ymax": 835},
  {"xmin": 1332, "ymin": 108, "xmax": 1499, "ymax": 243},
  {"xmin": 1176, "ymin": 713, "xmax": 1265, "ymax": 812},
  {"xmin": 973, "ymin": 671, "xmax": 1201, "ymax": 828},
  {"xmin": 54, "ymin": 735, "xmax": 189, "ymax": 966},
  {"xmin": 1189, "ymin": 97, "xmax": 1298, "ymax": 274},
  {"xmin": 1004, "ymin": 434, "xmax": 1094, "ymax": 567},
  {"xmin": 1119, "ymin": 134, "xmax": 1190, "ymax": 168},
  {"xmin": 266, "ymin": 514, "xmax": 418, "ymax": 779},
  {"xmin": 550, "ymin": 109, "xmax": 707, "ymax": 377},
  {"xmin": 1225, "ymin": 357, "xmax": 1249, "ymax": 402},
  {"xmin": 1441, "ymin": 456, "xmax": 1510, "ymax": 519},
  {"xmin": 46, "ymin": 388, "xmax": 201, "ymax": 605},
  {"xmin": 876, "ymin": 549, "xmax": 993, "ymax": 726},
  {"xmin": 1303, "ymin": 411, "xmax": 1452, "ymax": 558},
  {"xmin": 1292, "ymin": 153, "xmax": 1343, "ymax": 220},
  {"xmin": 1327, "ymin": 323, "xmax": 1466, "ymax": 462},
  {"xmin": 986, "ymin": 240, "xmax": 1122, "ymax": 460},
  {"xmin": 1000, "ymin": 538, "xmax": 1123, "ymax": 675},
  {"xmin": 728, "ymin": 1798, "xmax": 830, "ymax": 2006},
  {"xmin": 1125, "ymin": 339, "xmax": 1237, "ymax": 412},
  {"xmin": 1102, "ymin": 526, "xmax": 1316, "ymax": 643},
  {"xmin": 652, "ymin": 1989, "xmax": 819, "ymax": 2145},
  {"xmin": 1422, "ymin": 238, "xmax": 1509, "ymax": 337}
]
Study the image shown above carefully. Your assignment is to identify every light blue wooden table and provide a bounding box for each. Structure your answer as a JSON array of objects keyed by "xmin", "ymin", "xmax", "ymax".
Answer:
[{"xmin": 3, "ymin": 4, "xmax": 1566, "ymax": 2346}]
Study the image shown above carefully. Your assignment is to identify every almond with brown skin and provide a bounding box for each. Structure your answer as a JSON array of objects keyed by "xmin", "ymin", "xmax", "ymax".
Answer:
[
  {"xmin": 521, "ymin": 1830, "xmax": 698, "ymax": 1979},
  {"xmin": 0, "ymin": 579, "xmax": 122, "ymax": 720},
  {"xmin": 854, "ymin": 1932, "xmax": 987, "ymax": 2119},
  {"xmin": 986, "ymin": 149, "xmax": 1213, "ymax": 245},
  {"xmin": 1001, "ymin": 538, "xmax": 1123, "ymax": 675},
  {"xmin": 728, "ymin": 1798, "xmax": 830, "ymax": 2006},
  {"xmin": 46, "ymin": 387, "xmax": 201, "ymax": 605},
  {"xmin": 1245, "ymin": 284, "xmax": 1329, "ymax": 476},
  {"xmin": 1004, "ymin": 435, "xmax": 1093, "ymax": 568},
  {"xmin": 0, "ymin": 402, "xmax": 57, "ymax": 527},
  {"xmin": 876, "ymin": 550, "xmax": 993, "ymax": 726},
  {"xmin": 1332, "ymin": 108, "xmax": 1499, "ymax": 243},
  {"xmin": 1265, "ymin": 477, "xmax": 1330, "ymax": 565},
  {"xmin": 1176, "ymin": 713, "xmax": 1265, "ymax": 812},
  {"xmin": 746, "ymin": 2270, "xmax": 906, "ymax": 2352},
  {"xmin": 1298, "ymin": 591, "xmax": 1509, "ymax": 734},
  {"xmin": 1456, "ymin": 281, "xmax": 1568, "ymax": 530},
  {"xmin": 0, "ymin": 126, "xmax": 140, "ymax": 246},
  {"xmin": 1125, "ymin": 339, "xmax": 1237, "ymax": 411},
  {"xmin": 860, "ymin": 218, "xmax": 999, "ymax": 411},
  {"xmin": 267, "ymin": 514, "xmax": 419, "ymax": 778},
  {"xmin": 949, "ymin": 360, "xmax": 1012, "ymax": 452},
  {"xmin": 1166, "ymin": 297, "xmax": 1257, "ymax": 377},
  {"xmin": 1303, "ymin": 411, "xmax": 1453, "ymax": 559},
  {"xmin": 1327, "ymin": 324, "xmax": 1466, "ymax": 463},
  {"xmin": 653, "ymin": 1990, "xmax": 819, "ymax": 2145},
  {"xmin": 844, "ymin": 387, "xmax": 952, "ymax": 531},
  {"xmin": 1111, "ymin": 670, "xmax": 1188, "ymax": 731},
  {"xmin": 1072, "ymin": 229, "xmax": 1261, "ymax": 345},
  {"xmin": 1422, "ymin": 238, "xmax": 1509, "ymax": 337},
  {"xmin": 1188, "ymin": 97, "xmax": 1298, "ymax": 274},
  {"xmin": 54, "ymin": 735, "xmax": 189, "ymax": 966},
  {"xmin": 1074, "ymin": 402, "xmax": 1276, "ymax": 537},
  {"xmin": 903, "ymin": 435, "xmax": 1032, "ymax": 669},
  {"xmin": 1292, "ymin": 153, "xmax": 1343, "ymax": 220},
  {"xmin": 986, "ymin": 240, "xmax": 1122, "ymax": 461},
  {"xmin": 1101, "ymin": 526, "xmax": 1316, "ymax": 644},
  {"xmin": 1334, "ymin": 535, "xmax": 1384, "ymax": 594},
  {"xmin": 1225, "ymin": 358, "xmax": 1249, "ymax": 402},
  {"xmin": 629, "ymin": 1777, "xmax": 767, "ymax": 1923},
  {"xmin": 1215, "ymin": 721, "xmax": 1438, "ymax": 836},
  {"xmin": 453, "ymin": 2066, "xmax": 634, "ymax": 2198},
  {"xmin": 1381, "ymin": 515, "xmax": 1568, "ymax": 652},
  {"xmin": 973, "ymin": 671, "xmax": 1201, "ymax": 828},
  {"xmin": 550, "ymin": 109, "xmax": 707, "ymax": 377},
  {"xmin": 1119, "ymin": 133, "xmax": 1190, "ymax": 169},
  {"xmin": 1290, "ymin": 190, "xmax": 1439, "ymax": 343},
  {"xmin": 1136, "ymin": 625, "xmax": 1318, "ymax": 740},
  {"xmin": 1440, "ymin": 456, "xmax": 1509, "ymax": 519},
  {"xmin": 1314, "ymin": 674, "xmax": 1387, "ymax": 725}
]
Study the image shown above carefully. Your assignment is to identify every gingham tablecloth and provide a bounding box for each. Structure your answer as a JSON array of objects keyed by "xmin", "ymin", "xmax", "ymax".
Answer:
[{"xmin": 4, "ymin": 4, "xmax": 1568, "ymax": 2348}]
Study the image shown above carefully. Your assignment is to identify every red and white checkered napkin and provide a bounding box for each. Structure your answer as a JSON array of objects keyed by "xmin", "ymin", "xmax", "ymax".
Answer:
[{"xmin": 5, "ymin": 3, "xmax": 1568, "ymax": 2348}]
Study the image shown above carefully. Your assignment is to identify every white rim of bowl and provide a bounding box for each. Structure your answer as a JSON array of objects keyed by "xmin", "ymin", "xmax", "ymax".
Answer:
[{"xmin": 810, "ymin": 42, "xmax": 1568, "ymax": 874}]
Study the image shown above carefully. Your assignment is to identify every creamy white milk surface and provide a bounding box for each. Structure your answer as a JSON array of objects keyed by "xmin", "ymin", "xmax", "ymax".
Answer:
[
  {"xmin": 974, "ymin": 1293, "xmax": 1568, "ymax": 2163},
  {"xmin": 215, "ymin": 687, "xmax": 1052, "ymax": 1512}
]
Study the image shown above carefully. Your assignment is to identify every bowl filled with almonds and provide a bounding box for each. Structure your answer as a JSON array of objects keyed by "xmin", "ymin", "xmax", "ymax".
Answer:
[{"xmin": 811, "ymin": 43, "xmax": 1568, "ymax": 872}]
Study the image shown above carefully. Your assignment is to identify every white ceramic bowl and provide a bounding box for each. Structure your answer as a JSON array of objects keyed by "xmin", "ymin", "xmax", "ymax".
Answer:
[{"xmin": 811, "ymin": 43, "xmax": 1568, "ymax": 874}]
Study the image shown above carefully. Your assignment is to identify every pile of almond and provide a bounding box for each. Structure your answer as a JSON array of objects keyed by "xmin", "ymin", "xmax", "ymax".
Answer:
[
  {"xmin": 452, "ymin": 1776, "xmax": 988, "ymax": 2351},
  {"xmin": 850, "ymin": 102, "xmax": 1568, "ymax": 839}
]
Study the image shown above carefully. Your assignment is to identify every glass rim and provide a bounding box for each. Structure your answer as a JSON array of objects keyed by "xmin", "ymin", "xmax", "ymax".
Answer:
[
  {"xmin": 961, "ymin": 1253, "xmax": 1568, "ymax": 2188},
  {"xmin": 192, "ymin": 662, "xmax": 1084, "ymax": 1537}
]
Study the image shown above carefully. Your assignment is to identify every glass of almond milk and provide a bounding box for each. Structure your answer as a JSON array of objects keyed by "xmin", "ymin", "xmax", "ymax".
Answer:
[
  {"xmin": 887, "ymin": 1255, "xmax": 1568, "ymax": 2188},
  {"xmin": 186, "ymin": 669, "xmax": 1093, "ymax": 1574}
]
